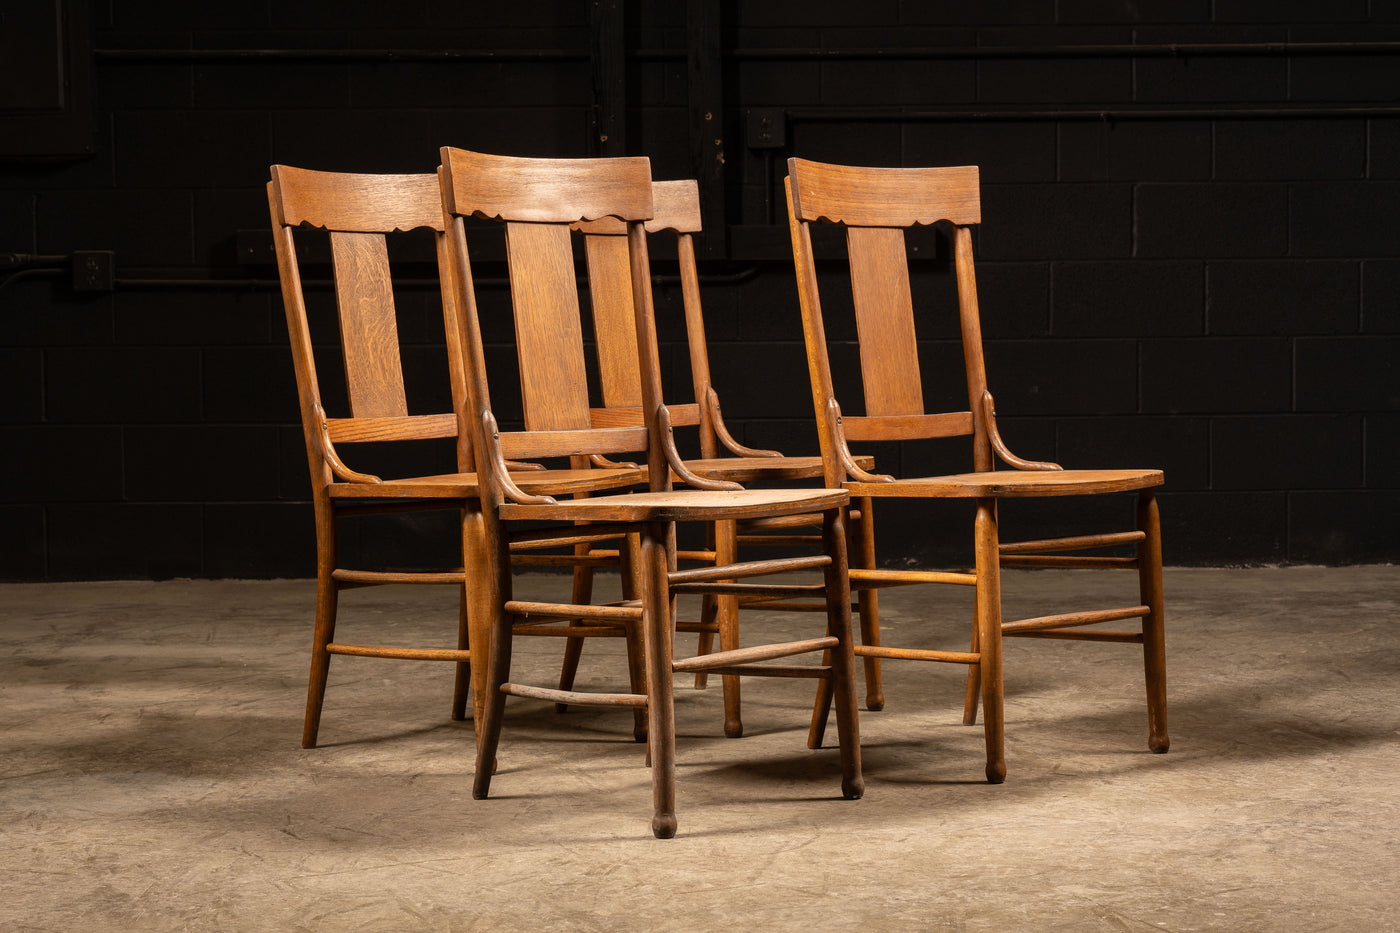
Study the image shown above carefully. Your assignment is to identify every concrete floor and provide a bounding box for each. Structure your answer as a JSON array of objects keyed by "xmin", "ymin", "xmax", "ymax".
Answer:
[{"xmin": 2, "ymin": 566, "xmax": 1398, "ymax": 931}]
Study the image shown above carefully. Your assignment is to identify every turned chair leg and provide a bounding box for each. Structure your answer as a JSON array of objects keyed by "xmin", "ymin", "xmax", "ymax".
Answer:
[
  {"xmin": 974, "ymin": 499, "xmax": 1006, "ymax": 785},
  {"xmin": 471, "ymin": 557, "xmax": 514, "ymax": 800},
  {"xmin": 641, "ymin": 521, "xmax": 678, "ymax": 839},
  {"xmin": 823, "ymin": 508, "xmax": 864, "ymax": 800},
  {"xmin": 615, "ymin": 534, "xmax": 648, "ymax": 744},
  {"xmin": 1138, "ymin": 489, "xmax": 1170, "ymax": 754}
]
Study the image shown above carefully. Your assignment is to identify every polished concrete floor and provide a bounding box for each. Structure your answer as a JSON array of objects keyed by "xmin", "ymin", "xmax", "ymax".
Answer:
[{"xmin": 3, "ymin": 566, "xmax": 1398, "ymax": 931}]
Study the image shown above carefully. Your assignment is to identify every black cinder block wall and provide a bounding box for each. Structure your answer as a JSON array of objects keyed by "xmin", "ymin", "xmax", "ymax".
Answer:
[{"xmin": 0, "ymin": 1, "xmax": 1395, "ymax": 579}]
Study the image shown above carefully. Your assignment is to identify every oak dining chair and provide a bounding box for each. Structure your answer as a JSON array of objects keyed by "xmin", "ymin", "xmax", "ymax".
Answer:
[
  {"xmin": 268, "ymin": 166, "xmax": 642, "ymax": 748},
  {"xmin": 439, "ymin": 147, "xmax": 863, "ymax": 837},
  {"xmin": 566, "ymin": 178, "xmax": 881, "ymax": 742},
  {"xmin": 785, "ymin": 157, "xmax": 1168, "ymax": 784}
]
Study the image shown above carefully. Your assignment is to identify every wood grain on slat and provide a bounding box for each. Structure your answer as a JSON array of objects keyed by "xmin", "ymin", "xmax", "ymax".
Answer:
[
  {"xmin": 648, "ymin": 179, "xmax": 704, "ymax": 233},
  {"xmin": 496, "ymin": 425, "xmax": 647, "ymax": 459},
  {"xmin": 853, "ymin": 645, "xmax": 980, "ymax": 664},
  {"xmin": 572, "ymin": 179, "xmax": 702, "ymax": 235},
  {"xmin": 670, "ymin": 637, "xmax": 838, "ymax": 673},
  {"xmin": 325, "ymin": 413, "xmax": 457, "ymax": 443},
  {"xmin": 585, "ymin": 233, "xmax": 646, "ymax": 409},
  {"xmin": 271, "ymin": 166, "xmax": 444, "ymax": 233},
  {"xmin": 326, "ymin": 644, "xmax": 471, "ymax": 661},
  {"xmin": 1001, "ymin": 605, "xmax": 1150, "ymax": 634},
  {"xmin": 847, "ymin": 568, "xmax": 979, "ymax": 586},
  {"xmin": 589, "ymin": 403, "xmax": 701, "ymax": 428},
  {"xmin": 692, "ymin": 664, "xmax": 830, "ymax": 679},
  {"xmin": 849, "ymin": 226, "xmax": 924, "ymax": 417},
  {"xmin": 331, "ymin": 231, "xmax": 407, "ymax": 419},
  {"xmin": 504, "ymin": 600, "xmax": 645, "ymax": 623},
  {"xmin": 506, "ymin": 221, "xmax": 592, "ymax": 431},
  {"xmin": 787, "ymin": 158, "xmax": 980, "ymax": 228},
  {"xmin": 440, "ymin": 147, "xmax": 653, "ymax": 225},
  {"xmin": 999, "ymin": 531, "xmax": 1147, "ymax": 553},
  {"xmin": 501, "ymin": 683, "xmax": 648, "ymax": 707},
  {"xmin": 667, "ymin": 554, "xmax": 831, "ymax": 583},
  {"xmin": 330, "ymin": 569, "xmax": 465, "ymax": 584},
  {"xmin": 841, "ymin": 411, "xmax": 974, "ymax": 442},
  {"xmin": 999, "ymin": 555, "xmax": 1139, "ymax": 568}
]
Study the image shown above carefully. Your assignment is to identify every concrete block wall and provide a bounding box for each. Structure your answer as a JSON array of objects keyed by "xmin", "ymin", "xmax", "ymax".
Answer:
[{"xmin": 0, "ymin": 1, "xmax": 1394, "ymax": 579}]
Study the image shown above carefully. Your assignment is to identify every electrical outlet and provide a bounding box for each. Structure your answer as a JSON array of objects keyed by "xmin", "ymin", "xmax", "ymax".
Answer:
[
  {"xmin": 72, "ymin": 250, "xmax": 115, "ymax": 292},
  {"xmin": 746, "ymin": 108, "xmax": 786, "ymax": 149}
]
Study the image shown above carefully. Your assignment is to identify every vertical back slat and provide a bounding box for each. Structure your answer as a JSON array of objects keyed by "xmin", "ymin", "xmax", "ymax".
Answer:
[
  {"xmin": 847, "ymin": 226, "xmax": 924, "ymax": 417},
  {"xmin": 330, "ymin": 230, "xmax": 408, "ymax": 418},
  {"xmin": 506, "ymin": 221, "xmax": 593, "ymax": 430},
  {"xmin": 585, "ymin": 232, "xmax": 645, "ymax": 409}
]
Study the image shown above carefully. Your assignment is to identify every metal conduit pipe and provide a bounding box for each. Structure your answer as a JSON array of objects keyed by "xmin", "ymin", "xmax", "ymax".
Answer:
[
  {"xmin": 93, "ymin": 41, "xmax": 1400, "ymax": 66},
  {"xmin": 94, "ymin": 48, "xmax": 590, "ymax": 63},
  {"xmin": 785, "ymin": 106, "xmax": 1400, "ymax": 123},
  {"xmin": 726, "ymin": 41, "xmax": 1400, "ymax": 60}
]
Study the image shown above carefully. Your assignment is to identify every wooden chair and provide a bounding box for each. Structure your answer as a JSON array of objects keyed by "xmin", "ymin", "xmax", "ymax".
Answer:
[
  {"xmin": 439, "ymin": 147, "xmax": 863, "ymax": 837},
  {"xmin": 566, "ymin": 178, "xmax": 882, "ymax": 741},
  {"xmin": 267, "ymin": 166, "xmax": 643, "ymax": 748},
  {"xmin": 785, "ymin": 157, "xmax": 1168, "ymax": 784}
]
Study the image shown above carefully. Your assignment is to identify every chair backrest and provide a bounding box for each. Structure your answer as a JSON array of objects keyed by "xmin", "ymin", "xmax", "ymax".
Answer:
[
  {"xmin": 268, "ymin": 165, "xmax": 473, "ymax": 487},
  {"xmin": 437, "ymin": 147, "xmax": 669, "ymax": 497},
  {"xmin": 573, "ymin": 179, "xmax": 719, "ymax": 457},
  {"xmin": 785, "ymin": 157, "xmax": 995, "ymax": 484}
]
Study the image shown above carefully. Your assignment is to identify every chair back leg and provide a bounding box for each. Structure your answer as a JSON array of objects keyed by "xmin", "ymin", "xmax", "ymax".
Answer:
[{"xmin": 1138, "ymin": 489, "xmax": 1170, "ymax": 753}]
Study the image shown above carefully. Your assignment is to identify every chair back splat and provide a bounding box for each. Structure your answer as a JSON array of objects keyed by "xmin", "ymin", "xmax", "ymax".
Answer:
[
  {"xmin": 786, "ymin": 157, "xmax": 1169, "ymax": 785},
  {"xmin": 440, "ymin": 148, "xmax": 864, "ymax": 838}
]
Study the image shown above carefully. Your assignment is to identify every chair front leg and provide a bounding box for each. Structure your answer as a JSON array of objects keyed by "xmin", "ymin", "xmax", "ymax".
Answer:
[
  {"xmin": 823, "ymin": 507, "xmax": 864, "ymax": 801},
  {"xmin": 621, "ymin": 533, "xmax": 648, "ymax": 744},
  {"xmin": 470, "ymin": 508, "xmax": 512, "ymax": 798},
  {"xmin": 975, "ymin": 498, "xmax": 1006, "ymax": 784},
  {"xmin": 641, "ymin": 520, "xmax": 678, "ymax": 838}
]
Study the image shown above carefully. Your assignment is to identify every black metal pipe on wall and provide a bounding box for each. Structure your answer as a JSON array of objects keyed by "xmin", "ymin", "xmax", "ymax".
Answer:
[
  {"xmin": 92, "ymin": 40, "xmax": 1400, "ymax": 64},
  {"xmin": 784, "ymin": 106, "xmax": 1400, "ymax": 123}
]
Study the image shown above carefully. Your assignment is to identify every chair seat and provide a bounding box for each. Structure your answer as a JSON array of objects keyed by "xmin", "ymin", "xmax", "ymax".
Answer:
[
  {"xmin": 500, "ymin": 487, "xmax": 850, "ymax": 522},
  {"xmin": 847, "ymin": 468, "xmax": 1164, "ymax": 499},
  {"xmin": 682, "ymin": 454, "xmax": 875, "ymax": 483},
  {"xmin": 329, "ymin": 466, "xmax": 644, "ymax": 499}
]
